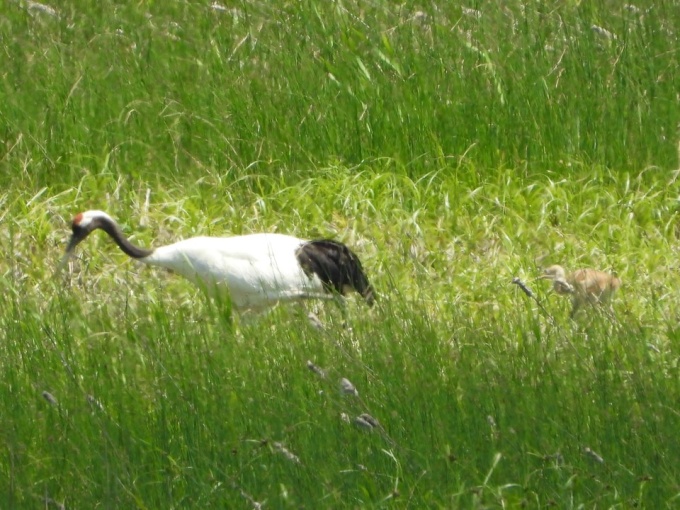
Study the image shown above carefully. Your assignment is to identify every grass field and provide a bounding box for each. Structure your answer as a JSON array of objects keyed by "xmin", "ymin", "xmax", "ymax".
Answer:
[{"xmin": 1, "ymin": 0, "xmax": 680, "ymax": 508}]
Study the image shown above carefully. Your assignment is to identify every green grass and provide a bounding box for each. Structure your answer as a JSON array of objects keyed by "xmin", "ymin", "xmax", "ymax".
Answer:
[{"xmin": 1, "ymin": 0, "xmax": 680, "ymax": 508}]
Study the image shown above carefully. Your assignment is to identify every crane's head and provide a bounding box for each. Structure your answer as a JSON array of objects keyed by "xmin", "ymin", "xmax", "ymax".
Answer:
[
  {"xmin": 540, "ymin": 264, "xmax": 566, "ymax": 281},
  {"xmin": 540, "ymin": 264, "xmax": 574, "ymax": 294},
  {"xmin": 63, "ymin": 210, "xmax": 114, "ymax": 254}
]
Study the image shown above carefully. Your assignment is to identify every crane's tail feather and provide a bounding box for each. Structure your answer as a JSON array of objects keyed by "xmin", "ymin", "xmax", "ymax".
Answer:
[{"xmin": 296, "ymin": 240, "xmax": 375, "ymax": 306}]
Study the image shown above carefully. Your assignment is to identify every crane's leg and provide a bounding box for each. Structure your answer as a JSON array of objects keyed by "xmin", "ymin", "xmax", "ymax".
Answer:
[
  {"xmin": 569, "ymin": 298, "xmax": 582, "ymax": 319},
  {"xmin": 334, "ymin": 295, "xmax": 352, "ymax": 329}
]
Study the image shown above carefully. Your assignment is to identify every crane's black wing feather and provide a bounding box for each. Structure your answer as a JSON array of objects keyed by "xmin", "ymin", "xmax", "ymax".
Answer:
[{"xmin": 296, "ymin": 240, "xmax": 375, "ymax": 306}]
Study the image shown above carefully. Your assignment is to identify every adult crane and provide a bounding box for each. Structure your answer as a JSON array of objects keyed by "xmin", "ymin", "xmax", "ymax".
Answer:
[{"xmin": 62, "ymin": 210, "xmax": 375, "ymax": 314}]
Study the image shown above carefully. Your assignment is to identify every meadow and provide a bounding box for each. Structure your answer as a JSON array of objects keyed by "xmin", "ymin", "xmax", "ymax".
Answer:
[{"xmin": 1, "ymin": 0, "xmax": 680, "ymax": 507}]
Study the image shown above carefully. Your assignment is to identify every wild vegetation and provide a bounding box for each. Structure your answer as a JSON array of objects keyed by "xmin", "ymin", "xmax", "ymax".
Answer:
[{"xmin": 1, "ymin": 0, "xmax": 679, "ymax": 508}]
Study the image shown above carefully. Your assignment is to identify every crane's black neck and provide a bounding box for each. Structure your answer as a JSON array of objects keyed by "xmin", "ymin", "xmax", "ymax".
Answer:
[{"xmin": 91, "ymin": 216, "xmax": 155, "ymax": 259}]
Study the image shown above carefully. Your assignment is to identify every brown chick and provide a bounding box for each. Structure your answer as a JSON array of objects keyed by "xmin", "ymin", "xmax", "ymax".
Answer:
[{"xmin": 541, "ymin": 265, "xmax": 621, "ymax": 318}]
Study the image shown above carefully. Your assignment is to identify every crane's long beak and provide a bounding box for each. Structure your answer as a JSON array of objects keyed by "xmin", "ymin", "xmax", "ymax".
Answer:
[
  {"xmin": 64, "ymin": 233, "xmax": 83, "ymax": 254},
  {"xmin": 57, "ymin": 233, "xmax": 84, "ymax": 272}
]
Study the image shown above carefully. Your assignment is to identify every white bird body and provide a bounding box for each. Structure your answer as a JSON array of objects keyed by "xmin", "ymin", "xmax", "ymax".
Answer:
[
  {"xmin": 63, "ymin": 211, "xmax": 375, "ymax": 314},
  {"xmin": 146, "ymin": 234, "xmax": 330, "ymax": 312}
]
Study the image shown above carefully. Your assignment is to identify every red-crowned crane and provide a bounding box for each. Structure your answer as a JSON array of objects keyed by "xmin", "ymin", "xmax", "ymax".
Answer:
[
  {"xmin": 540, "ymin": 264, "xmax": 620, "ymax": 318},
  {"xmin": 62, "ymin": 210, "xmax": 375, "ymax": 314}
]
